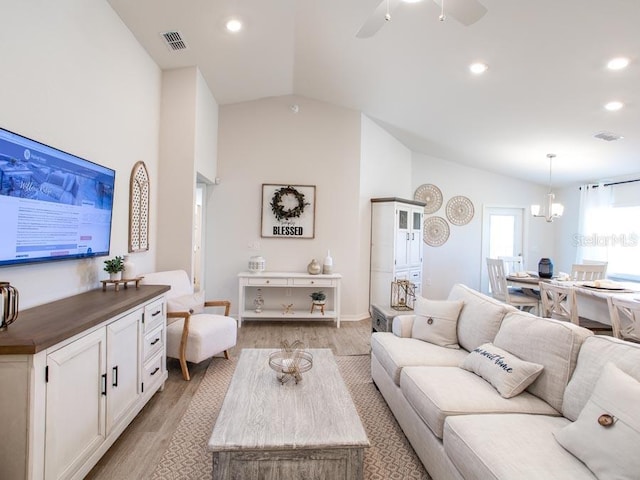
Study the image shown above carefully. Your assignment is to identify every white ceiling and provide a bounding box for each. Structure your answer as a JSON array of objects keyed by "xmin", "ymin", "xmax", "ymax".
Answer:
[{"xmin": 107, "ymin": 0, "xmax": 640, "ymax": 187}]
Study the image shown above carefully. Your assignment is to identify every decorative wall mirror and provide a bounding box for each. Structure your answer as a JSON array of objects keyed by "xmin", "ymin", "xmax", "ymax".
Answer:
[{"xmin": 129, "ymin": 161, "xmax": 150, "ymax": 252}]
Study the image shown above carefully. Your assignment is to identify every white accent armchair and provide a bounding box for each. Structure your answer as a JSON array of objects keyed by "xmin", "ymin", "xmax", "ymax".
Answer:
[{"xmin": 141, "ymin": 270, "xmax": 237, "ymax": 380}]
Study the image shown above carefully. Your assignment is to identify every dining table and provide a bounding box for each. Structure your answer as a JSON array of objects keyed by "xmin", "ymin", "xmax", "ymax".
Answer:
[{"xmin": 506, "ymin": 273, "xmax": 640, "ymax": 326}]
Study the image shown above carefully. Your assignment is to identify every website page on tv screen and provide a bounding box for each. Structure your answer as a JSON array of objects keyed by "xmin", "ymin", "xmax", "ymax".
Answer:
[{"xmin": 0, "ymin": 128, "xmax": 115, "ymax": 267}]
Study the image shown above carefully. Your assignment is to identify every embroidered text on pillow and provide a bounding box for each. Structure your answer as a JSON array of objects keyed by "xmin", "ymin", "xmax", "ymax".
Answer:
[{"xmin": 472, "ymin": 346, "xmax": 514, "ymax": 373}]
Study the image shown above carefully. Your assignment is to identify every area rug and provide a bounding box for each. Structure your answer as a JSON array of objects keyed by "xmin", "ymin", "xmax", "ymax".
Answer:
[{"xmin": 151, "ymin": 354, "xmax": 430, "ymax": 480}]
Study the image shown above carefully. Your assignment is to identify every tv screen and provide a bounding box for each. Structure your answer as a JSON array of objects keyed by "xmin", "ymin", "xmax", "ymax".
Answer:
[{"xmin": 0, "ymin": 127, "xmax": 115, "ymax": 267}]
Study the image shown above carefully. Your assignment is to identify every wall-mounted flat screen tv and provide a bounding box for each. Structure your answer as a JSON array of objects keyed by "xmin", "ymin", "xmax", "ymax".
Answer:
[{"xmin": 0, "ymin": 127, "xmax": 115, "ymax": 267}]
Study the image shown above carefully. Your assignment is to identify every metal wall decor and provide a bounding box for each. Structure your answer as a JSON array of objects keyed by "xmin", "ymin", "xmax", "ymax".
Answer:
[
  {"xmin": 414, "ymin": 183, "xmax": 443, "ymax": 214},
  {"xmin": 129, "ymin": 161, "xmax": 150, "ymax": 252},
  {"xmin": 446, "ymin": 195, "xmax": 474, "ymax": 226},
  {"xmin": 423, "ymin": 216, "xmax": 450, "ymax": 247}
]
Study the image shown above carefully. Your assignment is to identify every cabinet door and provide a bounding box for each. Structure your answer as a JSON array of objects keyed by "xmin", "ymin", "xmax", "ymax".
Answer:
[
  {"xmin": 106, "ymin": 309, "xmax": 142, "ymax": 433},
  {"xmin": 45, "ymin": 328, "xmax": 106, "ymax": 480},
  {"xmin": 409, "ymin": 207, "xmax": 423, "ymax": 266},
  {"xmin": 395, "ymin": 206, "xmax": 410, "ymax": 269}
]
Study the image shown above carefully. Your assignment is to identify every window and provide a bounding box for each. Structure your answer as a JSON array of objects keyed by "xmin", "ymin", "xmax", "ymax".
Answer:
[{"xmin": 576, "ymin": 182, "xmax": 640, "ymax": 281}]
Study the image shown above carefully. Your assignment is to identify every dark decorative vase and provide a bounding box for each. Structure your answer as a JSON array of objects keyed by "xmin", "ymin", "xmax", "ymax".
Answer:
[{"xmin": 538, "ymin": 258, "xmax": 554, "ymax": 279}]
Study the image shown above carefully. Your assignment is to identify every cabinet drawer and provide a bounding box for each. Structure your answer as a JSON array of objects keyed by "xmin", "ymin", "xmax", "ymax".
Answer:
[
  {"xmin": 292, "ymin": 278, "xmax": 333, "ymax": 287},
  {"xmin": 143, "ymin": 352, "xmax": 164, "ymax": 387},
  {"xmin": 409, "ymin": 270, "xmax": 421, "ymax": 283},
  {"xmin": 143, "ymin": 324, "xmax": 164, "ymax": 361},
  {"xmin": 247, "ymin": 277, "xmax": 288, "ymax": 286},
  {"xmin": 371, "ymin": 305, "xmax": 395, "ymax": 333},
  {"xmin": 144, "ymin": 298, "xmax": 165, "ymax": 332}
]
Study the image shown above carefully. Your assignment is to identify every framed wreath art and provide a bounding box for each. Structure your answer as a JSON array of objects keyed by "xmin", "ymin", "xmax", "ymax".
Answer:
[{"xmin": 261, "ymin": 184, "xmax": 316, "ymax": 238}]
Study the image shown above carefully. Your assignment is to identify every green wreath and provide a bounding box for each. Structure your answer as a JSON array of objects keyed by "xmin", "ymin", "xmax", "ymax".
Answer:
[{"xmin": 270, "ymin": 186, "xmax": 309, "ymax": 221}]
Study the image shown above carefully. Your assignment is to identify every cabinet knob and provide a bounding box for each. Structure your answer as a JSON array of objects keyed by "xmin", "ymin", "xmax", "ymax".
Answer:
[{"xmin": 266, "ymin": 280, "xmax": 270, "ymax": 284}]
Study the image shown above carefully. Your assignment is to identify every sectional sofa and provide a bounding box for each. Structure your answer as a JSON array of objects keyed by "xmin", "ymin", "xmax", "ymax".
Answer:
[{"xmin": 371, "ymin": 284, "xmax": 640, "ymax": 480}]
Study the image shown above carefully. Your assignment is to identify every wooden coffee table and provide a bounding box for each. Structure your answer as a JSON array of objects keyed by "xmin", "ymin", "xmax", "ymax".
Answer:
[{"xmin": 208, "ymin": 348, "xmax": 369, "ymax": 480}]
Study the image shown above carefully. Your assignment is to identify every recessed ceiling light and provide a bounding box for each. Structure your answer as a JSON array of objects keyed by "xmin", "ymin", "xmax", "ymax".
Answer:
[
  {"xmin": 604, "ymin": 101, "xmax": 624, "ymax": 111},
  {"xmin": 226, "ymin": 19, "xmax": 243, "ymax": 33},
  {"xmin": 469, "ymin": 62, "xmax": 488, "ymax": 74},
  {"xmin": 607, "ymin": 57, "xmax": 630, "ymax": 70}
]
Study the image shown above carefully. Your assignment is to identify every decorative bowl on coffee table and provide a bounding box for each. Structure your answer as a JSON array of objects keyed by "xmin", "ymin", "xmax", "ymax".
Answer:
[{"xmin": 268, "ymin": 341, "xmax": 313, "ymax": 384}]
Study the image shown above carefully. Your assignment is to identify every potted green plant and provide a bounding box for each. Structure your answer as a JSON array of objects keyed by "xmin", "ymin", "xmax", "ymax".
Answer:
[
  {"xmin": 104, "ymin": 255, "xmax": 124, "ymax": 280},
  {"xmin": 309, "ymin": 291, "xmax": 326, "ymax": 304}
]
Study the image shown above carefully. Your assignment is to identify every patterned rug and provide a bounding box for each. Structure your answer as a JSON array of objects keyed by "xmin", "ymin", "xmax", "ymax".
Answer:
[{"xmin": 151, "ymin": 354, "xmax": 430, "ymax": 480}]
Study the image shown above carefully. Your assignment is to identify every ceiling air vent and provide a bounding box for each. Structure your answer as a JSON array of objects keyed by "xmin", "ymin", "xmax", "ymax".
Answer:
[
  {"xmin": 161, "ymin": 31, "xmax": 188, "ymax": 51},
  {"xmin": 594, "ymin": 131, "xmax": 623, "ymax": 142}
]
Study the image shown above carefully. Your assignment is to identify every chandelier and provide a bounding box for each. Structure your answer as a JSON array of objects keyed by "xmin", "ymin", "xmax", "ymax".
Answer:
[{"xmin": 531, "ymin": 154, "xmax": 564, "ymax": 222}]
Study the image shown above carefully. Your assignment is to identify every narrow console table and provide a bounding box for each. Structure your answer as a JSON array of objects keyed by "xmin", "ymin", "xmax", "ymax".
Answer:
[{"xmin": 238, "ymin": 272, "xmax": 342, "ymax": 327}]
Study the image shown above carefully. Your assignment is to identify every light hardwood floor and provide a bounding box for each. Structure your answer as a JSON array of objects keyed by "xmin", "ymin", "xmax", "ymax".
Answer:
[{"xmin": 85, "ymin": 319, "xmax": 372, "ymax": 480}]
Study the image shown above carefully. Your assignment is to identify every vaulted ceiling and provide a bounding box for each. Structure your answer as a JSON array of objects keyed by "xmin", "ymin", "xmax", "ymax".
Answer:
[{"xmin": 107, "ymin": 0, "xmax": 640, "ymax": 187}]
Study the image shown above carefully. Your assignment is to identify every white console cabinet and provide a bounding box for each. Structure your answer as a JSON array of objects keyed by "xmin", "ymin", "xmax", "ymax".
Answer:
[
  {"xmin": 370, "ymin": 198, "xmax": 425, "ymax": 310},
  {"xmin": 0, "ymin": 285, "xmax": 169, "ymax": 480},
  {"xmin": 238, "ymin": 272, "xmax": 342, "ymax": 327}
]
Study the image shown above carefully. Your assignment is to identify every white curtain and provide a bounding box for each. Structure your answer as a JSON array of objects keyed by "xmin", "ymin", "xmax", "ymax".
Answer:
[{"xmin": 575, "ymin": 183, "xmax": 612, "ymax": 264}]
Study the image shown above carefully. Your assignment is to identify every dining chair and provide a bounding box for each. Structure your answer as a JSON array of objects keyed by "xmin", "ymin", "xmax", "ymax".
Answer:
[
  {"xmin": 498, "ymin": 255, "xmax": 524, "ymax": 276},
  {"xmin": 486, "ymin": 258, "xmax": 539, "ymax": 314},
  {"xmin": 141, "ymin": 270, "xmax": 237, "ymax": 381},
  {"xmin": 570, "ymin": 262, "xmax": 608, "ymax": 281},
  {"xmin": 607, "ymin": 297, "xmax": 640, "ymax": 343},
  {"xmin": 539, "ymin": 283, "xmax": 578, "ymax": 324}
]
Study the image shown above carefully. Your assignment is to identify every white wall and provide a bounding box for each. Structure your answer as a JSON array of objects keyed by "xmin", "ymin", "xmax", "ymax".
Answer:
[
  {"xmin": 157, "ymin": 67, "xmax": 220, "ymax": 279},
  {"xmin": 359, "ymin": 115, "xmax": 413, "ymax": 311},
  {"xmin": 157, "ymin": 68, "xmax": 198, "ymax": 276},
  {"xmin": 195, "ymin": 71, "xmax": 219, "ymax": 184},
  {"xmin": 208, "ymin": 95, "xmax": 365, "ymax": 319},
  {"xmin": 412, "ymin": 153, "xmax": 556, "ymax": 299},
  {"xmin": 0, "ymin": 1, "xmax": 161, "ymax": 308}
]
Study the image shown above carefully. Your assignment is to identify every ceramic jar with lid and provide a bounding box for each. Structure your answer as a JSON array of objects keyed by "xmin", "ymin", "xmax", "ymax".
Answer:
[{"xmin": 307, "ymin": 259, "xmax": 322, "ymax": 275}]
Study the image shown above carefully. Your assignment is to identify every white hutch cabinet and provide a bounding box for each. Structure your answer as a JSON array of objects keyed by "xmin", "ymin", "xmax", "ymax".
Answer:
[
  {"xmin": 0, "ymin": 285, "xmax": 169, "ymax": 480},
  {"xmin": 370, "ymin": 198, "xmax": 425, "ymax": 316}
]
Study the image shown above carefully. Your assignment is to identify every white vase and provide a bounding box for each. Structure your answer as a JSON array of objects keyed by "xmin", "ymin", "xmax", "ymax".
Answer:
[
  {"xmin": 109, "ymin": 272, "xmax": 121, "ymax": 281},
  {"xmin": 123, "ymin": 255, "xmax": 136, "ymax": 279},
  {"xmin": 323, "ymin": 250, "xmax": 333, "ymax": 274}
]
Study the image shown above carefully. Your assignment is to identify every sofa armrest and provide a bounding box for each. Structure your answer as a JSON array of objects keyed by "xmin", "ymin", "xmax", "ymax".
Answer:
[{"xmin": 392, "ymin": 314, "xmax": 416, "ymax": 338}]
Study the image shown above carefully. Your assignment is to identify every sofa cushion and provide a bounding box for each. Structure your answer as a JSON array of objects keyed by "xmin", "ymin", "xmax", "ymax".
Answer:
[
  {"xmin": 371, "ymin": 332, "xmax": 468, "ymax": 385},
  {"xmin": 447, "ymin": 284, "xmax": 513, "ymax": 352},
  {"xmin": 563, "ymin": 335, "xmax": 640, "ymax": 421},
  {"xmin": 411, "ymin": 297, "xmax": 464, "ymax": 349},
  {"xmin": 166, "ymin": 314, "xmax": 237, "ymax": 364},
  {"xmin": 444, "ymin": 414, "xmax": 597, "ymax": 480},
  {"xmin": 493, "ymin": 310, "xmax": 592, "ymax": 411},
  {"xmin": 167, "ymin": 291, "xmax": 205, "ymax": 315},
  {"xmin": 461, "ymin": 343, "xmax": 544, "ymax": 398},
  {"xmin": 555, "ymin": 362, "xmax": 640, "ymax": 480},
  {"xmin": 400, "ymin": 366, "xmax": 559, "ymax": 439}
]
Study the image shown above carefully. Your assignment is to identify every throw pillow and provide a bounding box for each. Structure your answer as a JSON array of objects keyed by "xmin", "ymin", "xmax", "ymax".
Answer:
[
  {"xmin": 460, "ymin": 343, "xmax": 544, "ymax": 398},
  {"xmin": 167, "ymin": 290, "xmax": 205, "ymax": 315},
  {"xmin": 411, "ymin": 297, "xmax": 464, "ymax": 349},
  {"xmin": 554, "ymin": 362, "xmax": 640, "ymax": 480}
]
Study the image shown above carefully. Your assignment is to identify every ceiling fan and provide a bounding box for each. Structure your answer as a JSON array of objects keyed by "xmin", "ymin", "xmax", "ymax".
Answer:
[{"xmin": 356, "ymin": 0, "xmax": 487, "ymax": 38}]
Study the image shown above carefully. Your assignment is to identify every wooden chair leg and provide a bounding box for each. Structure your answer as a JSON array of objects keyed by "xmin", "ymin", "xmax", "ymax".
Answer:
[
  {"xmin": 224, "ymin": 350, "xmax": 230, "ymax": 360},
  {"xmin": 179, "ymin": 356, "xmax": 190, "ymax": 381}
]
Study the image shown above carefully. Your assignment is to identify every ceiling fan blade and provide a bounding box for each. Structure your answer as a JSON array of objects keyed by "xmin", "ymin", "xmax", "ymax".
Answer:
[
  {"xmin": 432, "ymin": 0, "xmax": 487, "ymax": 26},
  {"xmin": 356, "ymin": 0, "xmax": 403, "ymax": 38}
]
